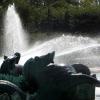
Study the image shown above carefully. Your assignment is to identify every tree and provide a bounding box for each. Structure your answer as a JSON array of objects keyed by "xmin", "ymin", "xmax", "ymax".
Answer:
[{"xmin": 81, "ymin": 0, "xmax": 95, "ymax": 6}]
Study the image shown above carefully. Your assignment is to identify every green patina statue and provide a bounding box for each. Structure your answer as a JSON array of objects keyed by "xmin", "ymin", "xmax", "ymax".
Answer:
[{"xmin": 0, "ymin": 51, "xmax": 99, "ymax": 100}]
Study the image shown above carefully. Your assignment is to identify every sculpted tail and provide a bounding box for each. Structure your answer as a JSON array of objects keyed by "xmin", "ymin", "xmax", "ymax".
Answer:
[
  {"xmin": 69, "ymin": 74, "xmax": 100, "ymax": 87},
  {"xmin": 0, "ymin": 80, "xmax": 26, "ymax": 100}
]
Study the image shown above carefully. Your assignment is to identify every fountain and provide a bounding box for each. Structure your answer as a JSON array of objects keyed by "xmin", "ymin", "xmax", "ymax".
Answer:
[
  {"xmin": 2, "ymin": 4, "xmax": 100, "ymax": 70},
  {"xmin": 20, "ymin": 35, "xmax": 100, "ymax": 68},
  {"xmin": 1, "ymin": 3, "xmax": 100, "ymax": 100},
  {"xmin": 3, "ymin": 4, "xmax": 28, "ymax": 56},
  {"xmin": 18, "ymin": 34, "xmax": 100, "ymax": 100}
]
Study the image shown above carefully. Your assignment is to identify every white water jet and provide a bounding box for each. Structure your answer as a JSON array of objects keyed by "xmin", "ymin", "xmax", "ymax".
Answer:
[
  {"xmin": 3, "ymin": 4, "xmax": 28, "ymax": 56},
  {"xmin": 19, "ymin": 35, "xmax": 100, "ymax": 69}
]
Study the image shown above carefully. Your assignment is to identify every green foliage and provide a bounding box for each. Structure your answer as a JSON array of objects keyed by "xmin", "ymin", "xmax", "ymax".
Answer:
[
  {"xmin": 66, "ymin": 5, "xmax": 100, "ymax": 30},
  {"xmin": 0, "ymin": 0, "xmax": 100, "ymax": 32},
  {"xmin": 81, "ymin": 0, "xmax": 95, "ymax": 6}
]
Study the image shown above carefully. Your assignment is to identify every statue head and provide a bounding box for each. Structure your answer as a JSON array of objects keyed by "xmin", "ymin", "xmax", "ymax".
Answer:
[
  {"xmin": 29, "ymin": 51, "xmax": 55, "ymax": 68},
  {"xmin": 14, "ymin": 52, "xmax": 21, "ymax": 64},
  {"xmin": 4, "ymin": 55, "xmax": 8, "ymax": 60},
  {"xmin": 14, "ymin": 52, "xmax": 21, "ymax": 58},
  {"xmin": 37, "ymin": 51, "xmax": 55, "ymax": 67},
  {"xmin": 72, "ymin": 64, "xmax": 91, "ymax": 75}
]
